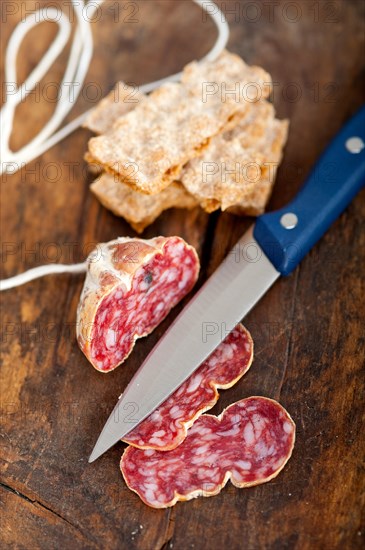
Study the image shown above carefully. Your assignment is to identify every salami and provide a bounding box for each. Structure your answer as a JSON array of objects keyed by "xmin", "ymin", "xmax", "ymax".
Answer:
[
  {"xmin": 121, "ymin": 397, "xmax": 295, "ymax": 508},
  {"xmin": 123, "ymin": 324, "xmax": 253, "ymax": 450},
  {"xmin": 76, "ymin": 237, "xmax": 200, "ymax": 372}
]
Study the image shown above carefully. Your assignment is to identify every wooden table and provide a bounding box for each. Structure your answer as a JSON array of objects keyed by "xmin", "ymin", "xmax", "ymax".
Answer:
[{"xmin": 1, "ymin": 1, "xmax": 364, "ymax": 548}]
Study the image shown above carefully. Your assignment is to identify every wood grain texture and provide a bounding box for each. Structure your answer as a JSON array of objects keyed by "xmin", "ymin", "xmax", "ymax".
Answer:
[{"xmin": 1, "ymin": 1, "xmax": 364, "ymax": 549}]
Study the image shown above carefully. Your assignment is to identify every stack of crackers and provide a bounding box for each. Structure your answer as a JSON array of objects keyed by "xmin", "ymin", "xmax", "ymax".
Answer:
[{"xmin": 84, "ymin": 51, "xmax": 289, "ymax": 233}]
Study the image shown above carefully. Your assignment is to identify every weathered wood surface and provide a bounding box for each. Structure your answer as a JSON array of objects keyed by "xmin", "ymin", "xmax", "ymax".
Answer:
[{"xmin": 1, "ymin": 1, "xmax": 364, "ymax": 548}]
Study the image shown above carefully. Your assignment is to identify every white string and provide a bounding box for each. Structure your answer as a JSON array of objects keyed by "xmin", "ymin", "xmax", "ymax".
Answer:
[
  {"xmin": 0, "ymin": 1, "xmax": 98, "ymax": 174},
  {"xmin": 0, "ymin": 263, "xmax": 88, "ymax": 291},
  {"xmin": 0, "ymin": 0, "xmax": 229, "ymax": 175},
  {"xmin": 0, "ymin": 0, "xmax": 229, "ymax": 291}
]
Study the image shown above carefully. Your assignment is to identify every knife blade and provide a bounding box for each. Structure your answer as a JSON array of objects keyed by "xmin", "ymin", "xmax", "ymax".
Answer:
[
  {"xmin": 89, "ymin": 105, "xmax": 365, "ymax": 463},
  {"xmin": 89, "ymin": 227, "xmax": 278, "ymax": 462}
]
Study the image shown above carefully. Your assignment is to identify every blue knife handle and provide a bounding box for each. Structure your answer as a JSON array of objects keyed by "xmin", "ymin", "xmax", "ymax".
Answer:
[{"xmin": 254, "ymin": 106, "xmax": 365, "ymax": 276}]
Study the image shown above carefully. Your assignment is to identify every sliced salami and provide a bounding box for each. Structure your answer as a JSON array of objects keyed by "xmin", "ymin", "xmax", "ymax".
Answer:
[
  {"xmin": 121, "ymin": 397, "xmax": 295, "ymax": 508},
  {"xmin": 123, "ymin": 324, "xmax": 253, "ymax": 450},
  {"xmin": 76, "ymin": 236, "xmax": 200, "ymax": 372}
]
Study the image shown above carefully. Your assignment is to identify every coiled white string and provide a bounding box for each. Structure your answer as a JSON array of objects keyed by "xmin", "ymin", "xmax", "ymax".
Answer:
[
  {"xmin": 1, "ymin": 1, "xmax": 96, "ymax": 175},
  {"xmin": 0, "ymin": 0, "xmax": 229, "ymax": 291}
]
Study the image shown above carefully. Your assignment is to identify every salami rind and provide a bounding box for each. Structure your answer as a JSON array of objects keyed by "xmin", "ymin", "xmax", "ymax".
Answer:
[
  {"xmin": 121, "ymin": 397, "xmax": 295, "ymax": 508},
  {"xmin": 123, "ymin": 324, "xmax": 253, "ymax": 450},
  {"xmin": 76, "ymin": 236, "xmax": 200, "ymax": 372}
]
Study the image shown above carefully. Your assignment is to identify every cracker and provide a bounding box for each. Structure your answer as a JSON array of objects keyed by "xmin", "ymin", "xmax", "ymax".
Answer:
[
  {"xmin": 87, "ymin": 51, "xmax": 272, "ymax": 195},
  {"xmin": 182, "ymin": 50, "xmax": 272, "ymax": 101},
  {"xmin": 83, "ymin": 82, "xmax": 145, "ymax": 135},
  {"xmin": 228, "ymin": 117, "xmax": 289, "ymax": 216},
  {"xmin": 91, "ymin": 173, "xmax": 198, "ymax": 233},
  {"xmin": 180, "ymin": 100, "xmax": 276, "ymax": 211},
  {"xmin": 180, "ymin": 137, "xmax": 265, "ymax": 212}
]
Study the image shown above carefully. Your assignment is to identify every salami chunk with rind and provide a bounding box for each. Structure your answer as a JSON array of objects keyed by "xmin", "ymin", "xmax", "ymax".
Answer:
[
  {"xmin": 76, "ymin": 236, "xmax": 200, "ymax": 372},
  {"xmin": 121, "ymin": 397, "xmax": 295, "ymax": 508},
  {"xmin": 123, "ymin": 324, "xmax": 253, "ymax": 450}
]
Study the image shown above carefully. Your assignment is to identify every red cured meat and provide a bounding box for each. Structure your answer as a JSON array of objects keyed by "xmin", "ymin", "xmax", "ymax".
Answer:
[
  {"xmin": 121, "ymin": 397, "xmax": 295, "ymax": 508},
  {"xmin": 123, "ymin": 324, "xmax": 253, "ymax": 450},
  {"xmin": 76, "ymin": 236, "xmax": 200, "ymax": 372}
]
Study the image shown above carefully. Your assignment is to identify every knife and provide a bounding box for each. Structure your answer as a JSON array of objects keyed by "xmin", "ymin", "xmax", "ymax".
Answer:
[{"xmin": 89, "ymin": 106, "xmax": 365, "ymax": 463}]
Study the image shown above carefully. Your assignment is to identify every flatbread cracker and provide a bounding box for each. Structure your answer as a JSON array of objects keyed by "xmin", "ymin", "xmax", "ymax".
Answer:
[
  {"xmin": 182, "ymin": 50, "xmax": 272, "ymax": 101},
  {"xmin": 87, "ymin": 51, "xmax": 272, "ymax": 195},
  {"xmin": 180, "ymin": 137, "xmax": 265, "ymax": 212},
  {"xmin": 228, "ymin": 117, "xmax": 289, "ymax": 216},
  {"xmin": 180, "ymin": 100, "xmax": 278, "ymax": 211},
  {"xmin": 91, "ymin": 173, "xmax": 198, "ymax": 233},
  {"xmin": 83, "ymin": 82, "xmax": 144, "ymax": 135}
]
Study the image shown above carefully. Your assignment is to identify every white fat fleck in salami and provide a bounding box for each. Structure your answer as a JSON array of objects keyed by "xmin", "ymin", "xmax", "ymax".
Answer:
[
  {"xmin": 76, "ymin": 236, "xmax": 200, "ymax": 372},
  {"xmin": 120, "ymin": 397, "xmax": 295, "ymax": 508},
  {"xmin": 123, "ymin": 324, "xmax": 253, "ymax": 450}
]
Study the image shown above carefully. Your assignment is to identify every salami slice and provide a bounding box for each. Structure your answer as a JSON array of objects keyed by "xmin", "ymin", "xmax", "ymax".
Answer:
[
  {"xmin": 76, "ymin": 236, "xmax": 200, "ymax": 372},
  {"xmin": 121, "ymin": 397, "xmax": 295, "ymax": 508},
  {"xmin": 123, "ymin": 324, "xmax": 253, "ymax": 450}
]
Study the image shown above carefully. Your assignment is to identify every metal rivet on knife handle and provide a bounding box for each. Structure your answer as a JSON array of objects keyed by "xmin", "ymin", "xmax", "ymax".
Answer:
[
  {"xmin": 345, "ymin": 136, "xmax": 365, "ymax": 154},
  {"xmin": 280, "ymin": 213, "xmax": 298, "ymax": 230}
]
